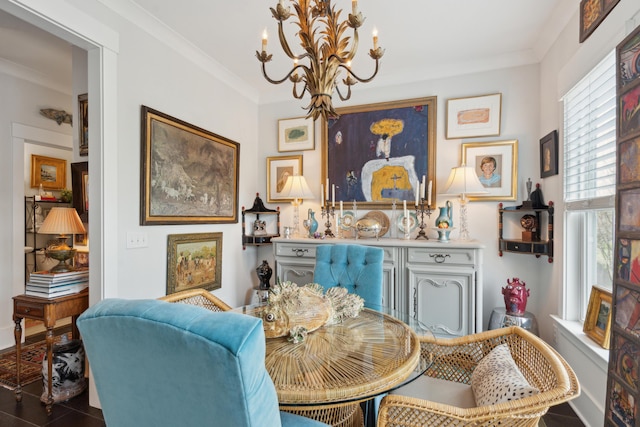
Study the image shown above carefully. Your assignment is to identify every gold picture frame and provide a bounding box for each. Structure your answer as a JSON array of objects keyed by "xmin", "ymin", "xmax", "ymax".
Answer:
[
  {"xmin": 78, "ymin": 93, "xmax": 88, "ymax": 156},
  {"xmin": 140, "ymin": 106, "xmax": 239, "ymax": 225},
  {"xmin": 266, "ymin": 155, "xmax": 303, "ymax": 203},
  {"xmin": 30, "ymin": 154, "xmax": 66, "ymax": 190},
  {"xmin": 166, "ymin": 232, "xmax": 222, "ymax": 295},
  {"xmin": 278, "ymin": 116, "xmax": 315, "ymax": 152},
  {"xmin": 462, "ymin": 140, "xmax": 518, "ymax": 201},
  {"xmin": 584, "ymin": 285, "xmax": 613, "ymax": 349},
  {"xmin": 322, "ymin": 96, "xmax": 437, "ymax": 209}
]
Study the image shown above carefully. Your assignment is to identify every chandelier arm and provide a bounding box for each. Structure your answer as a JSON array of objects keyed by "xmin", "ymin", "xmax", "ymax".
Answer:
[
  {"xmin": 261, "ymin": 62, "xmax": 311, "ymax": 85},
  {"xmin": 292, "ymin": 81, "xmax": 308, "ymax": 99},
  {"xmin": 344, "ymin": 28, "xmax": 359, "ymax": 62},
  {"xmin": 335, "ymin": 84, "xmax": 352, "ymax": 102},
  {"xmin": 336, "ymin": 59, "xmax": 380, "ymax": 84}
]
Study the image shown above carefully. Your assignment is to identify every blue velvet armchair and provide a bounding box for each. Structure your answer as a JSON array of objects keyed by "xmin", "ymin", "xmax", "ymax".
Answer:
[
  {"xmin": 313, "ymin": 244, "xmax": 384, "ymax": 308},
  {"xmin": 77, "ymin": 299, "xmax": 329, "ymax": 427}
]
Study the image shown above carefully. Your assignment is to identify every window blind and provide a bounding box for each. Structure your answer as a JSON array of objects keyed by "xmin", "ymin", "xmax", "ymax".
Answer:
[{"xmin": 563, "ymin": 50, "xmax": 616, "ymax": 204}]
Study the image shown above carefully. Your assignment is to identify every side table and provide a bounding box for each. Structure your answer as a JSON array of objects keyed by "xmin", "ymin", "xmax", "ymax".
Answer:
[
  {"xmin": 488, "ymin": 307, "xmax": 539, "ymax": 335},
  {"xmin": 13, "ymin": 289, "xmax": 89, "ymax": 414}
]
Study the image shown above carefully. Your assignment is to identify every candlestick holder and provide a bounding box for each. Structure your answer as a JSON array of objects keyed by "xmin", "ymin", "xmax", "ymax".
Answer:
[
  {"xmin": 414, "ymin": 198, "xmax": 433, "ymax": 240},
  {"xmin": 321, "ymin": 204, "xmax": 335, "ymax": 237}
]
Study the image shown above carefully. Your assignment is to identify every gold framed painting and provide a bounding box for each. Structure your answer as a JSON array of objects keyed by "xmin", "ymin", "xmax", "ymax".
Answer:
[
  {"xmin": 30, "ymin": 154, "xmax": 66, "ymax": 190},
  {"xmin": 166, "ymin": 232, "xmax": 222, "ymax": 295},
  {"xmin": 140, "ymin": 106, "xmax": 239, "ymax": 225},
  {"xmin": 322, "ymin": 96, "xmax": 437, "ymax": 209},
  {"xmin": 462, "ymin": 140, "xmax": 518, "ymax": 201},
  {"xmin": 266, "ymin": 155, "xmax": 303, "ymax": 203},
  {"xmin": 584, "ymin": 285, "xmax": 613, "ymax": 349},
  {"xmin": 278, "ymin": 116, "xmax": 315, "ymax": 152}
]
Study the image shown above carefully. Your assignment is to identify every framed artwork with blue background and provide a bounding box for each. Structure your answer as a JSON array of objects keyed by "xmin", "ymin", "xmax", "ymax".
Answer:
[{"xmin": 322, "ymin": 97, "xmax": 436, "ymax": 209}]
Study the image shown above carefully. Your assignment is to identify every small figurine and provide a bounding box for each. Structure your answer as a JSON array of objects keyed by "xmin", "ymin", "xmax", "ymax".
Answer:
[{"xmin": 502, "ymin": 277, "xmax": 530, "ymax": 316}]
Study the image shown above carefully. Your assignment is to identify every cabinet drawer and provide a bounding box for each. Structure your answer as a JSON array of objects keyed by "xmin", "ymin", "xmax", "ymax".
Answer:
[
  {"xmin": 14, "ymin": 302, "xmax": 44, "ymax": 318},
  {"xmin": 275, "ymin": 243, "xmax": 317, "ymax": 259},
  {"xmin": 504, "ymin": 241, "xmax": 532, "ymax": 253},
  {"xmin": 407, "ymin": 247, "xmax": 476, "ymax": 266}
]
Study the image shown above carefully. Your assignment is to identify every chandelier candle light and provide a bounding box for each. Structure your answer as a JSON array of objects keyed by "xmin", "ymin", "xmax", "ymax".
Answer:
[
  {"xmin": 282, "ymin": 175, "xmax": 314, "ymax": 237},
  {"xmin": 257, "ymin": 0, "xmax": 384, "ymax": 121},
  {"xmin": 440, "ymin": 165, "xmax": 488, "ymax": 241}
]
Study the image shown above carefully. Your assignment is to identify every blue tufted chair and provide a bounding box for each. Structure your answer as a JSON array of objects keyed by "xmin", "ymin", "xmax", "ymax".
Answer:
[
  {"xmin": 77, "ymin": 298, "xmax": 329, "ymax": 427},
  {"xmin": 313, "ymin": 244, "xmax": 384, "ymax": 308}
]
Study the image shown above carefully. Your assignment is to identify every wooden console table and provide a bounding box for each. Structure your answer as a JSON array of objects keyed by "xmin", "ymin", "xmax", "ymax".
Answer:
[{"xmin": 12, "ymin": 289, "xmax": 89, "ymax": 414}]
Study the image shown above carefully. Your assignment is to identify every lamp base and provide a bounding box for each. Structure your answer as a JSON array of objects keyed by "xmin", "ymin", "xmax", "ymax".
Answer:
[{"xmin": 45, "ymin": 249, "xmax": 77, "ymax": 273}]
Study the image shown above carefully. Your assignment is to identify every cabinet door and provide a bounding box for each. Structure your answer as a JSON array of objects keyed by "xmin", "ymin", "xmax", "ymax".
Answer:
[
  {"xmin": 275, "ymin": 258, "xmax": 315, "ymax": 284},
  {"xmin": 408, "ymin": 265, "xmax": 474, "ymax": 338}
]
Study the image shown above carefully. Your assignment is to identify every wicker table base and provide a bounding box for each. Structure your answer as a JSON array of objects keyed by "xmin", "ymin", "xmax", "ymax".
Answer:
[{"xmin": 281, "ymin": 403, "xmax": 363, "ymax": 427}]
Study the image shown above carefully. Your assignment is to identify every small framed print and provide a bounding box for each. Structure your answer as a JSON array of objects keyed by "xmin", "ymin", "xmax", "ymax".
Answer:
[
  {"xmin": 446, "ymin": 93, "xmax": 501, "ymax": 139},
  {"xmin": 615, "ymin": 284, "xmax": 640, "ymax": 338},
  {"xmin": 266, "ymin": 155, "xmax": 303, "ymax": 203},
  {"xmin": 539, "ymin": 130, "xmax": 558, "ymax": 178},
  {"xmin": 278, "ymin": 117, "xmax": 315, "ymax": 152},
  {"xmin": 580, "ymin": 0, "xmax": 621, "ymax": 43},
  {"xmin": 583, "ymin": 285, "xmax": 613, "ymax": 349}
]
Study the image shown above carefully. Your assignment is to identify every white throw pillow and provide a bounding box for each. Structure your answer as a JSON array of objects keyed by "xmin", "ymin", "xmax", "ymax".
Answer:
[{"xmin": 470, "ymin": 343, "xmax": 539, "ymax": 406}]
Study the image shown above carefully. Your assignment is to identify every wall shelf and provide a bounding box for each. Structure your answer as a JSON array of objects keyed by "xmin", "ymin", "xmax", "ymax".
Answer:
[{"xmin": 498, "ymin": 201, "xmax": 554, "ymax": 262}]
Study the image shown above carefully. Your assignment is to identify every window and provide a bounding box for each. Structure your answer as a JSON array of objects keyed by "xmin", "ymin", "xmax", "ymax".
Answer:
[{"xmin": 563, "ymin": 50, "xmax": 616, "ymax": 321}]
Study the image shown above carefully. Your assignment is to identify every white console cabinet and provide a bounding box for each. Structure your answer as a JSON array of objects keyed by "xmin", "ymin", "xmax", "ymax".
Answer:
[{"xmin": 272, "ymin": 237, "xmax": 484, "ymax": 338}]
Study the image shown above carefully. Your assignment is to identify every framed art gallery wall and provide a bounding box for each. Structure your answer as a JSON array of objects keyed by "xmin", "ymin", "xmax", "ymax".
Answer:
[{"xmin": 605, "ymin": 23, "xmax": 640, "ymax": 427}]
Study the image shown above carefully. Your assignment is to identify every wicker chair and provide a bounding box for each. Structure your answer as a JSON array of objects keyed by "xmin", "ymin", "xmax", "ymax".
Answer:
[
  {"xmin": 158, "ymin": 288, "xmax": 232, "ymax": 312},
  {"xmin": 377, "ymin": 326, "xmax": 580, "ymax": 427}
]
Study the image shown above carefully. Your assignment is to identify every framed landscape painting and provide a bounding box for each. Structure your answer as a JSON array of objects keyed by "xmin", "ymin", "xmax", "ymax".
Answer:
[
  {"xmin": 30, "ymin": 154, "xmax": 66, "ymax": 190},
  {"xmin": 140, "ymin": 106, "xmax": 239, "ymax": 225},
  {"xmin": 166, "ymin": 232, "xmax": 222, "ymax": 295},
  {"xmin": 322, "ymin": 96, "xmax": 437, "ymax": 209}
]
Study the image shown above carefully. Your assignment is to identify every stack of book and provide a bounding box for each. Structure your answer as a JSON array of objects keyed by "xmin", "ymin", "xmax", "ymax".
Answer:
[{"xmin": 26, "ymin": 268, "xmax": 89, "ymax": 298}]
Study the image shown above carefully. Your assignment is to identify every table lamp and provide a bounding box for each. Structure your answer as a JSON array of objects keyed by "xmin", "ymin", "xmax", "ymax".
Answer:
[
  {"xmin": 281, "ymin": 175, "xmax": 314, "ymax": 237},
  {"xmin": 440, "ymin": 165, "xmax": 487, "ymax": 240},
  {"xmin": 38, "ymin": 207, "xmax": 86, "ymax": 272}
]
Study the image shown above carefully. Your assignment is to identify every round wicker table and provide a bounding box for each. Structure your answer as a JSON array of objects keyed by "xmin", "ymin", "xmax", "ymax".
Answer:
[{"xmin": 235, "ymin": 306, "xmax": 427, "ymax": 427}]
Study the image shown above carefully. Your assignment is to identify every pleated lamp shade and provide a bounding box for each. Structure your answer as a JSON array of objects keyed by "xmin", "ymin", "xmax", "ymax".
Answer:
[
  {"xmin": 39, "ymin": 207, "xmax": 86, "ymax": 236},
  {"xmin": 282, "ymin": 175, "xmax": 314, "ymax": 201}
]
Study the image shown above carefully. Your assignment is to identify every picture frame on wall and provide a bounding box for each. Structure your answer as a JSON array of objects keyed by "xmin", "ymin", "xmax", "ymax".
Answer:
[
  {"xmin": 30, "ymin": 154, "xmax": 66, "ymax": 190},
  {"xmin": 266, "ymin": 155, "xmax": 303, "ymax": 203},
  {"xmin": 539, "ymin": 130, "xmax": 559, "ymax": 178},
  {"xmin": 322, "ymin": 96, "xmax": 437, "ymax": 209},
  {"xmin": 78, "ymin": 93, "xmax": 88, "ymax": 156},
  {"xmin": 278, "ymin": 116, "xmax": 315, "ymax": 152},
  {"xmin": 619, "ymin": 83, "xmax": 640, "ymax": 141},
  {"xmin": 579, "ymin": 0, "xmax": 621, "ymax": 43},
  {"xmin": 445, "ymin": 93, "xmax": 501, "ymax": 139},
  {"xmin": 583, "ymin": 285, "xmax": 613, "ymax": 349},
  {"xmin": 140, "ymin": 106, "xmax": 239, "ymax": 225},
  {"xmin": 615, "ymin": 283, "xmax": 640, "ymax": 339},
  {"xmin": 166, "ymin": 232, "xmax": 222, "ymax": 295},
  {"xmin": 461, "ymin": 140, "xmax": 518, "ymax": 201},
  {"xmin": 71, "ymin": 161, "xmax": 88, "ymax": 223},
  {"xmin": 617, "ymin": 27, "xmax": 640, "ymax": 88}
]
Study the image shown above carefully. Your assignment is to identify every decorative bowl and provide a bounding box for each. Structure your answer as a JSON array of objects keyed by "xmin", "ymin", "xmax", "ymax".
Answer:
[{"xmin": 355, "ymin": 218, "xmax": 381, "ymax": 238}]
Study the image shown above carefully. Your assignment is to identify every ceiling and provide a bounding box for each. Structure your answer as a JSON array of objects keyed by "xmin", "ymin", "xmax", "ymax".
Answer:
[{"xmin": 0, "ymin": 0, "xmax": 577, "ymax": 103}]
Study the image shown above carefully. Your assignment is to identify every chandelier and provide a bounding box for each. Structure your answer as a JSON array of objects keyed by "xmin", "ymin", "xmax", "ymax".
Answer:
[{"xmin": 256, "ymin": 0, "xmax": 384, "ymax": 121}]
